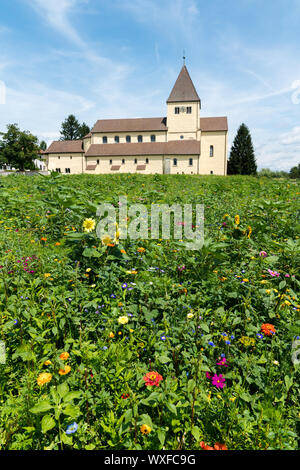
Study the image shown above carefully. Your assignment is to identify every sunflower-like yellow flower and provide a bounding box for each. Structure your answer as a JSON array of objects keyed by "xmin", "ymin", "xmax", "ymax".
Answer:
[
  {"xmin": 83, "ymin": 218, "xmax": 96, "ymax": 233},
  {"xmin": 140, "ymin": 424, "xmax": 151, "ymax": 435},
  {"xmin": 118, "ymin": 316, "xmax": 129, "ymax": 325},
  {"xmin": 234, "ymin": 215, "xmax": 240, "ymax": 225},
  {"xmin": 59, "ymin": 352, "xmax": 70, "ymax": 361},
  {"xmin": 37, "ymin": 372, "xmax": 52, "ymax": 386}
]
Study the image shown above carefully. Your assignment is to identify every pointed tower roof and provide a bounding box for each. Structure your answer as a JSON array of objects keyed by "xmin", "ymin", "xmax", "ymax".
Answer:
[{"xmin": 167, "ymin": 65, "xmax": 200, "ymax": 103}]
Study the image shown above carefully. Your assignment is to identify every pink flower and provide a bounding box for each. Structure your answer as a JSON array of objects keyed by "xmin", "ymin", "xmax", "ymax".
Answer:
[
  {"xmin": 212, "ymin": 374, "xmax": 226, "ymax": 389},
  {"xmin": 206, "ymin": 372, "xmax": 212, "ymax": 380},
  {"xmin": 216, "ymin": 357, "xmax": 228, "ymax": 367},
  {"xmin": 259, "ymin": 251, "xmax": 267, "ymax": 258},
  {"xmin": 267, "ymin": 269, "xmax": 280, "ymax": 277}
]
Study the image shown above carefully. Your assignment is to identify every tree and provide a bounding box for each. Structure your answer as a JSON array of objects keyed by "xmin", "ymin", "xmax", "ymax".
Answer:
[
  {"xmin": 0, "ymin": 124, "xmax": 40, "ymax": 171},
  {"xmin": 39, "ymin": 140, "xmax": 47, "ymax": 151},
  {"xmin": 59, "ymin": 115, "xmax": 90, "ymax": 140},
  {"xmin": 289, "ymin": 163, "xmax": 300, "ymax": 178},
  {"xmin": 227, "ymin": 123, "xmax": 257, "ymax": 175}
]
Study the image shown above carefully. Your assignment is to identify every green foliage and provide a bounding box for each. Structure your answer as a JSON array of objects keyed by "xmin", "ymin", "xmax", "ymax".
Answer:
[
  {"xmin": 59, "ymin": 115, "xmax": 90, "ymax": 141},
  {"xmin": 0, "ymin": 123, "xmax": 40, "ymax": 171},
  {"xmin": 0, "ymin": 173, "xmax": 299, "ymax": 450}
]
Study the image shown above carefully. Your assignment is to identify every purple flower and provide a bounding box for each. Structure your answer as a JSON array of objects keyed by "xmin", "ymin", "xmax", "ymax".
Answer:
[
  {"xmin": 259, "ymin": 251, "xmax": 267, "ymax": 258},
  {"xmin": 212, "ymin": 374, "xmax": 226, "ymax": 389}
]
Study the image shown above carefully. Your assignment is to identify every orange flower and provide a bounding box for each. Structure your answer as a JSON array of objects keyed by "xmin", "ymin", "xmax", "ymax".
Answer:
[
  {"xmin": 214, "ymin": 442, "xmax": 228, "ymax": 450},
  {"xmin": 261, "ymin": 323, "xmax": 276, "ymax": 336},
  {"xmin": 37, "ymin": 372, "xmax": 52, "ymax": 386},
  {"xmin": 120, "ymin": 249, "xmax": 126, "ymax": 254},
  {"xmin": 41, "ymin": 237, "xmax": 47, "ymax": 241},
  {"xmin": 55, "ymin": 242, "xmax": 61, "ymax": 246},
  {"xmin": 44, "ymin": 360, "xmax": 52, "ymax": 366},
  {"xmin": 137, "ymin": 247, "xmax": 145, "ymax": 253},
  {"xmin": 143, "ymin": 371, "xmax": 163, "ymax": 387},
  {"xmin": 59, "ymin": 352, "xmax": 70, "ymax": 361},
  {"xmin": 200, "ymin": 441, "xmax": 214, "ymax": 450},
  {"xmin": 59, "ymin": 365, "xmax": 71, "ymax": 375}
]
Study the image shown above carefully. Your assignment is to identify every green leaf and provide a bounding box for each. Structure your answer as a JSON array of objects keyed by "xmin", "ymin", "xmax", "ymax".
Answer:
[
  {"xmin": 191, "ymin": 426, "xmax": 200, "ymax": 441},
  {"xmin": 64, "ymin": 391, "xmax": 81, "ymax": 402},
  {"xmin": 41, "ymin": 414, "xmax": 56, "ymax": 433},
  {"xmin": 158, "ymin": 355, "xmax": 171, "ymax": 364},
  {"xmin": 157, "ymin": 429, "xmax": 166, "ymax": 446},
  {"xmin": 166, "ymin": 402, "xmax": 177, "ymax": 415},
  {"xmin": 201, "ymin": 323, "xmax": 209, "ymax": 333},
  {"xmin": 63, "ymin": 404, "xmax": 81, "ymax": 418},
  {"xmin": 30, "ymin": 401, "xmax": 53, "ymax": 414},
  {"xmin": 284, "ymin": 375, "xmax": 293, "ymax": 391},
  {"xmin": 57, "ymin": 382, "xmax": 69, "ymax": 399}
]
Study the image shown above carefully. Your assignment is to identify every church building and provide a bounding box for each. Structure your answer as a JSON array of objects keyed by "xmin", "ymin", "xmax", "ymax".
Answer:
[{"xmin": 44, "ymin": 65, "xmax": 228, "ymax": 175}]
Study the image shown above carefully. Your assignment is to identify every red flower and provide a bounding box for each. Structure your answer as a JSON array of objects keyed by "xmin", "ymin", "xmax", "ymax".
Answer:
[
  {"xmin": 261, "ymin": 323, "xmax": 276, "ymax": 336},
  {"xmin": 121, "ymin": 393, "xmax": 130, "ymax": 399},
  {"xmin": 200, "ymin": 441, "xmax": 214, "ymax": 450},
  {"xmin": 214, "ymin": 442, "xmax": 228, "ymax": 450},
  {"xmin": 143, "ymin": 371, "xmax": 163, "ymax": 387}
]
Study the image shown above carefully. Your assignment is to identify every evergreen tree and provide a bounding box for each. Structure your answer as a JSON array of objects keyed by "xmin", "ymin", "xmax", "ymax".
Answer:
[
  {"xmin": 0, "ymin": 123, "xmax": 40, "ymax": 171},
  {"xmin": 59, "ymin": 115, "xmax": 91, "ymax": 141},
  {"xmin": 227, "ymin": 123, "xmax": 257, "ymax": 175},
  {"xmin": 60, "ymin": 114, "xmax": 82, "ymax": 140},
  {"xmin": 39, "ymin": 140, "xmax": 47, "ymax": 151},
  {"xmin": 79, "ymin": 122, "xmax": 91, "ymax": 139}
]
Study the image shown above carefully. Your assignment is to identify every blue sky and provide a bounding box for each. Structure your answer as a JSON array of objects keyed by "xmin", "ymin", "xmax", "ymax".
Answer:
[{"xmin": 0, "ymin": 0, "xmax": 300, "ymax": 170}]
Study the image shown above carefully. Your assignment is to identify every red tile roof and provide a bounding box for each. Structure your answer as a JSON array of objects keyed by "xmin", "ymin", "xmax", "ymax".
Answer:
[
  {"xmin": 91, "ymin": 117, "xmax": 167, "ymax": 133},
  {"xmin": 85, "ymin": 140, "xmax": 200, "ymax": 157},
  {"xmin": 167, "ymin": 66, "xmax": 200, "ymax": 103},
  {"xmin": 45, "ymin": 140, "xmax": 83, "ymax": 154},
  {"xmin": 201, "ymin": 117, "xmax": 228, "ymax": 131}
]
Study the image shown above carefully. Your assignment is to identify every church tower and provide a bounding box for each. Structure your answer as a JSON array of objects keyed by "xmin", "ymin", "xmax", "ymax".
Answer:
[{"xmin": 166, "ymin": 65, "xmax": 201, "ymax": 141}]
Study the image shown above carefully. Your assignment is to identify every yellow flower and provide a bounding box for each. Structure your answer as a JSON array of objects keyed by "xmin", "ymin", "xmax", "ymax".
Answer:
[
  {"xmin": 118, "ymin": 316, "xmax": 129, "ymax": 325},
  {"xmin": 44, "ymin": 360, "xmax": 52, "ymax": 366},
  {"xmin": 83, "ymin": 218, "xmax": 96, "ymax": 233},
  {"xmin": 37, "ymin": 372, "xmax": 52, "ymax": 386},
  {"xmin": 229, "ymin": 396, "xmax": 237, "ymax": 402},
  {"xmin": 234, "ymin": 215, "xmax": 240, "ymax": 225},
  {"xmin": 44, "ymin": 273, "xmax": 51, "ymax": 278},
  {"xmin": 101, "ymin": 234, "xmax": 113, "ymax": 246},
  {"xmin": 140, "ymin": 424, "xmax": 151, "ymax": 435},
  {"xmin": 86, "ymin": 268, "xmax": 91, "ymax": 273},
  {"xmin": 58, "ymin": 365, "xmax": 71, "ymax": 375},
  {"xmin": 59, "ymin": 352, "xmax": 70, "ymax": 361},
  {"xmin": 137, "ymin": 247, "xmax": 146, "ymax": 253},
  {"xmin": 187, "ymin": 313, "xmax": 194, "ymax": 319},
  {"xmin": 109, "ymin": 332, "xmax": 115, "ymax": 338}
]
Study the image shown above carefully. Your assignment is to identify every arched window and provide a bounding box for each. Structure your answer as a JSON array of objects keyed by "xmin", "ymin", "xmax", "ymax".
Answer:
[
  {"xmin": 151, "ymin": 135, "xmax": 156, "ymax": 142},
  {"xmin": 138, "ymin": 135, "xmax": 143, "ymax": 143},
  {"xmin": 126, "ymin": 135, "xmax": 131, "ymax": 143},
  {"xmin": 189, "ymin": 158, "xmax": 193, "ymax": 166},
  {"xmin": 114, "ymin": 136, "xmax": 119, "ymax": 143},
  {"xmin": 103, "ymin": 136, "xmax": 108, "ymax": 144},
  {"xmin": 210, "ymin": 145, "xmax": 214, "ymax": 157},
  {"xmin": 173, "ymin": 158, "xmax": 177, "ymax": 166}
]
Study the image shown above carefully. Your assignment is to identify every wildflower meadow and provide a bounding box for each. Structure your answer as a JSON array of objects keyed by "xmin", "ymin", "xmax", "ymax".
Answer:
[{"xmin": 0, "ymin": 172, "xmax": 299, "ymax": 451}]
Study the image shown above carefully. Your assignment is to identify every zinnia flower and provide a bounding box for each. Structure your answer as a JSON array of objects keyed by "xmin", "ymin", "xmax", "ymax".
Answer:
[
  {"xmin": 214, "ymin": 442, "xmax": 228, "ymax": 450},
  {"xmin": 200, "ymin": 441, "xmax": 214, "ymax": 450},
  {"xmin": 44, "ymin": 360, "xmax": 52, "ymax": 366},
  {"xmin": 59, "ymin": 365, "xmax": 71, "ymax": 375},
  {"xmin": 37, "ymin": 372, "xmax": 52, "ymax": 386},
  {"xmin": 59, "ymin": 352, "xmax": 70, "ymax": 361},
  {"xmin": 83, "ymin": 218, "xmax": 96, "ymax": 233},
  {"xmin": 261, "ymin": 323, "xmax": 276, "ymax": 336},
  {"xmin": 143, "ymin": 371, "xmax": 163, "ymax": 387},
  {"xmin": 211, "ymin": 374, "xmax": 226, "ymax": 389},
  {"xmin": 259, "ymin": 251, "xmax": 267, "ymax": 257},
  {"xmin": 140, "ymin": 424, "xmax": 151, "ymax": 435}
]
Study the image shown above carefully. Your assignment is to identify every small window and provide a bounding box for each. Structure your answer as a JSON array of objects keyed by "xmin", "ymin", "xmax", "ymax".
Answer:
[
  {"xmin": 186, "ymin": 106, "xmax": 192, "ymax": 114},
  {"xmin": 175, "ymin": 107, "xmax": 180, "ymax": 114},
  {"xmin": 97, "ymin": 160, "xmax": 100, "ymax": 164},
  {"xmin": 65, "ymin": 168, "xmax": 71, "ymax": 174},
  {"xmin": 151, "ymin": 135, "xmax": 156, "ymax": 142},
  {"xmin": 126, "ymin": 135, "xmax": 131, "ymax": 143},
  {"xmin": 70, "ymin": 156, "xmax": 72, "ymax": 159},
  {"xmin": 58, "ymin": 156, "xmax": 60, "ymax": 159},
  {"xmin": 180, "ymin": 135, "xmax": 184, "ymax": 140},
  {"xmin": 146, "ymin": 158, "xmax": 149, "ymax": 164},
  {"xmin": 55, "ymin": 168, "xmax": 61, "ymax": 173},
  {"xmin": 114, "ymin": 136, "xmax": 119, "ymax": 143},
  {"xmin": 103, "ymin": 136, "xmax": 108, "ymax": 144},
  {"xmin": 210, "ymin": 145, "xmax": 214, "ymax": 157},
  {"xmin": 138, "ymin": 135, "xmax": 143, "ymax": 143},
  {"xmin": 134, "ymin": 158, "xmax": 137, "ymax": 164},
  {"xmin": 110, "ymin": 159, "xmax": 113, "ymax": 165},
  {"xmin": 189, "ymin": 158, "xmax": 193, "ymax": 166},
  {"xmin": 210, "ymin": 170, "xmax": 214, "ymax": 175},
  {"xmin": 173, "ymin": 158, "xmax": 177, "ymax": 166},
  {"xmin": 122, "ymin": 159, "xmax": 125, "ymax": 164}
]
